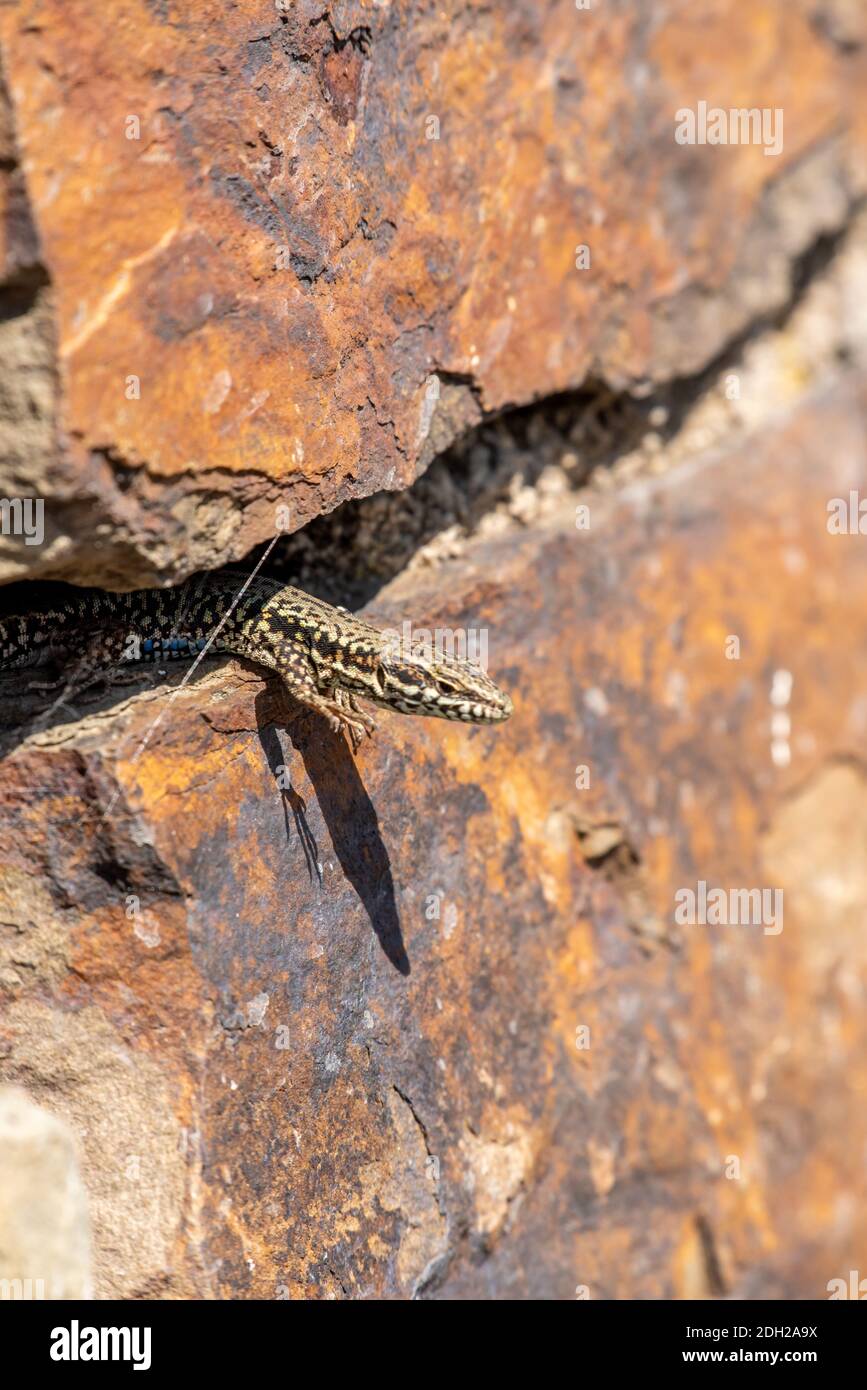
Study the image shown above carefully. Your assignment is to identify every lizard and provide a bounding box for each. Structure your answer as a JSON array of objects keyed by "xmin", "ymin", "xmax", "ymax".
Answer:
[{"xmin": 0, "ymin": 572, "xmax": 513, "ymax": 746}]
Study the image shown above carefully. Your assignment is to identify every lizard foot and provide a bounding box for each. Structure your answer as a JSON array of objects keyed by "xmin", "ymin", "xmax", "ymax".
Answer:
[{"xmin": 334, "ymin": 690, "xmax": 376, "ymax": 750}]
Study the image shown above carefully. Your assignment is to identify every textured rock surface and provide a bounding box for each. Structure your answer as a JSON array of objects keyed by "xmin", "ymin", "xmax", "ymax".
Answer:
[
  {"xmin": 1, "ymin": 0, "xmax": 867, "ymax": 1305},
  {"xmin": 1, "ymin": 376, "xmax": 866, "ymax": 1298},
  {"xmin": 0, "ymin": 0, "xmax": 865, "ymax": 585},
  {"xmin": 0, "ymin": 1085, "xmax": 93, "ymax": 1299}
]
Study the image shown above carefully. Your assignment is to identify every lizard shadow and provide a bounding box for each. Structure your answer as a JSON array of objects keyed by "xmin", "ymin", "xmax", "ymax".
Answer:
[
  {"xmin": 253, "ymin": 686, "xmax": 409, "ymax": 976},
  {"xmin": 0, "ymin": 656, "xmax": 409, "ymax": 976}
]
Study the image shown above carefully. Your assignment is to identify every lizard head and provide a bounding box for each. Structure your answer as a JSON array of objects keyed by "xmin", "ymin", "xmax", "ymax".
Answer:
[{"xmin": 369, "ymin": 644, "xmax": 513, "ymax": 724}]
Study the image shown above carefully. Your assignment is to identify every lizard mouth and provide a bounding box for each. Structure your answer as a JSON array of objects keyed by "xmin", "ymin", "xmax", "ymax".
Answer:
[
  {"xmin": 479, "ymin": 695, "xmax": 513, "ymax": 722},
  {"xmin": 431, "ymin": 688, "xmax": 513, "ymax": 723}
]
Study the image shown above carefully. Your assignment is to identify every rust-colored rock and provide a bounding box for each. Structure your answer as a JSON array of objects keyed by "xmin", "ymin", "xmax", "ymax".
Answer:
[
  {"xmin": 0, "ymin": 1, "xmax": 865, "ymax": 585},
  {"xmin": 2, "ymin": 377, "xmax": 866, "ymax": 1298}
]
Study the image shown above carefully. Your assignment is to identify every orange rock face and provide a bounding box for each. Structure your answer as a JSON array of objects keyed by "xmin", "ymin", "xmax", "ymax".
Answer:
[
  {"xmin": 0, "ymin": 0, "xmax": 865, "ymax": 583},
  {"xmin": 2, "ymin": 381, "xmax": 867, "ymax": 1297},
  {"xmin": 2, "ymin": 0, "xmax": 867, "ymax": 1303}
]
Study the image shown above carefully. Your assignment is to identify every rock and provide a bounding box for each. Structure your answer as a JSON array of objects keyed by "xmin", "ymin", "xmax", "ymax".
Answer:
[
  {"xmin": 2, "ymin": 377, "xmax": 867, "ymax": 1297},
  {"xmin": 0, "ymin": 2, "xmax": 865, "ymax": 585},
  {"xmin": 0, "ymin": 1085, "xmax": 92, "ymax": 1300},
  {"xmin": 2, "ymin": 0, "xmax": 867, "ymax": 1304}
]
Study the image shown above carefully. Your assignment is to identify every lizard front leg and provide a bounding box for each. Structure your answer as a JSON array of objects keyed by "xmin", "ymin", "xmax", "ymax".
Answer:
[
  {"xmin": 334, "ymin": 688, "xmax": 377, "ymax": 745},
  {"xmin": 306, "ymin": 687, "xmax": 371, "ymax": 751},
  {"xmin": 286, "ymin": 682, "xmax": 373, "ymax": 751},
  {"xmin": 271, "ymin": 639, "xmax": 373, "ymax": 750}
]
